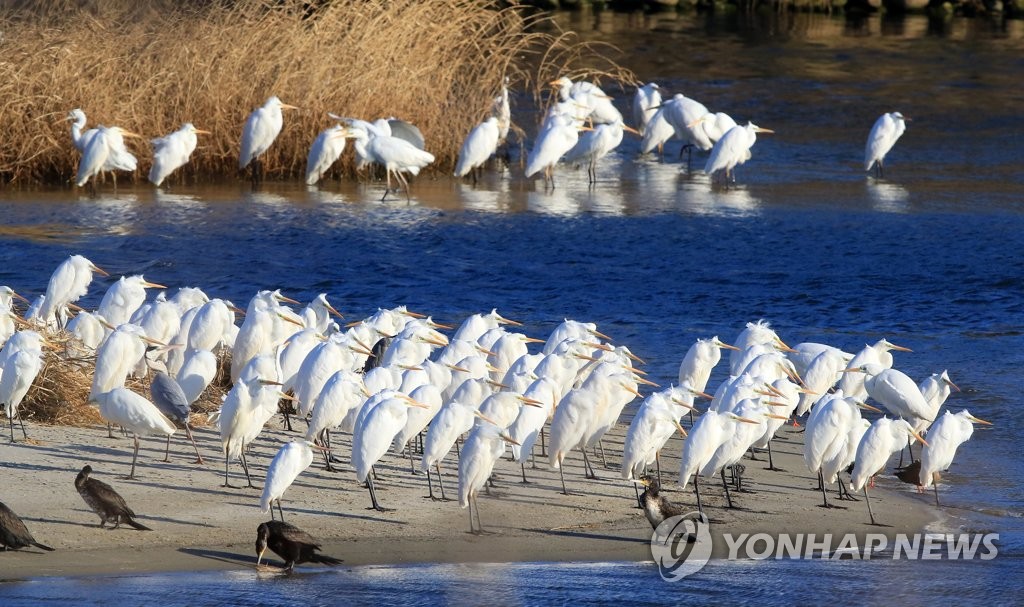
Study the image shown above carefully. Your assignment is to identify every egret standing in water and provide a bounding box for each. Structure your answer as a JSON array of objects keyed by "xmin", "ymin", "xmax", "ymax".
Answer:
[
  {"xmin": 305, "ymin": 124, "xmax": 347, "ymax": 186},
  {"xmin": 75, "ymin": 125, "xmax": 143, "ymax": 189},
  {"xmin": 865, "ymin": 112, "xmax": 909, "ymax": 178},
  {"xmin": 632, "ymin": 82, "xmax": 661, "ymax": 135},
  {"xmin": 704, "ymin": 122, "xmax": 774, "ymax": 184},
  {"xmin": 149, "ymin": 123, "xmax": 211, "ymax": 187},
  {"xmin": 919, "ymin": 409, "xmax": 991, "ymax": 505},
  {"xmin": 342, "ymin": 124, "xmax": 435, "ymax": 201},
  {"xmin": 454, "ymin": 117, "xmax": 500, "ymax": 185},
  {"xmin": 239, "ymin": 96, "xmax": 299, "ymax": 182}
]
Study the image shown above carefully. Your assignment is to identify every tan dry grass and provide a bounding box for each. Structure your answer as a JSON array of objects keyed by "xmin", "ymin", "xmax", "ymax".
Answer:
[
  {"xmin": 0, "ymin": 0, "xmax": 633, "ymax": 185},
  {"xmin": 16, "ymin": 330, "xmax": 231, "ymax": 429}
]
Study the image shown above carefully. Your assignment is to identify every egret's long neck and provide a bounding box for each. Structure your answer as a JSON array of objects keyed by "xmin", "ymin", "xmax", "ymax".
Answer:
[{"xmin": 70, "ymin": 118, "xmax": 85, "ymax": 145}]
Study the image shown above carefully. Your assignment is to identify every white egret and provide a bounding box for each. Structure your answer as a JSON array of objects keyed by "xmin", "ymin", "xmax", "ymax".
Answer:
[
  {"xmin": 351, "ymin": 394, "xmax": 428, "ymax": 511},
  {"xmin": 177, "ymin": 348, "xmax": 217, "ymax": 405},
  {"xmin": 507, "ymin": 376, "xmax": 559, "ymax": 477},
  {"xmin": 97, "ymin": 275, "xmax": 168, "ymax": 327},
  {"xmin": 919, "ymin": 409, "xmax": 991, "ymax": 505},
  {"xmin": 729, "ymin": 320, "xmax": 792, "ymax": 375},
  {"xmin": 278, "ymin": 328, "xmax": 326, "ymax": 393},
  {"xmin": 621, "ymin": 390, "xmax": 689, "ymax": 482},
  {"xmin": 640, "ymin": 105, "xmax": 675, "ymax": 158},
  {"xmin": 149, "ymin": 123, "xmax": 211, "ymax": 186},
  {"xmin": 137, "ymin": 299, "xmax": 181, "ymax": 347},
  {"xmin": 392, "ymin": 384, "xmax": 444, "ymax": 472},
  {"xmin": 837, "ymin": 339, "xmax": 912, "ymax": 400},
  {"xmin": 304, "ymin": 372, "xmax": 365, "ymax": 470},
  {"xmin": 563, "ymin": 120, "xmax": 640, "ymax": 184},
  {"xmin": 795, "ymin": 349, "xmax": 848, "ymax": 416},
  {"xmin": 454, "ymin": 117, "xmax": 500, "ymax": 184},
  {"xmin": 525, "ymin": 114, "xmax": 587, "ymax": 188},
  {"xmin": 218, "ymin": 375, "xmax": 269, "ymax": 488},
  {"xmin": 543, "ymin": 319, "xmax": 612, "ymax": 355},
  {"xmin": 787, "ymin": 342, "xmax": 854, "ymax": 378},
  {"xmin": 421, "ymin": 399, "xmax": 477, "ymax": 501},
  {"xmin": 850, "ymin": 417, "xmax": 928, "ymax": 524},
  {"xmin": 865, "ymin": 112, "xmax": 909, "ymax": 178},
  {"xmin": 76, "ymin": 126, "xmax": 142, "ymax": 188},
  {"xmin": 803, "ymin": 393, "xmax": 880, "ymax": 508},
  {"xmin": 678, "ymin": 336, "xmax": 739, "ymax": 396},
  {"xmin": 458, "ymin": 414, "xmax": 519, "ymax": 534},
  {"xmin": 342, "ymin": 124, "xmax": 435, "ymax": 201},
  {"xmin": 848, "ymin": 364, "xmax": 934, "ymax": 428},
  {"xmin": 491, "ymin": 76, "xmax": 512, "ymax": 139},
  {"xmin": 912, "ymin": 370, "xmax": 961, "ymax": 437},
  {"xmin": 67, "ymin": 108, "xmax": 99, "ymax": 152},
  {"xmin": 93, "ymin": 387, "xmax": 176, "ymax": 479},
  {"xmin": 305, "ymin": 124, "xmax": 347, "ymax": 185},
  {"xmin": 691, "ymin": 112, "xmax": 738, "ymax": 147},
  {"xmin": 679, "ymin": 410, "xmax": 759, "ymax": 514},
  {"xmin": 186, "ymin": 298, "xmax": 236, "ymax": 352},
  {"xmin": 40, "ymin": 255, "xmax": 108, "ymax": 329},
  {"xmin": 261, "ymin": 440, "xmax": 323, "ymax": 521},
  {"xmin": 701, "ymin": 399, "xmax": 787, "ymax": 506},
  {"xmin": 299, "ymin": 293, "xmax": 343, "ymax": 335},
  {"xmin": 239, "ymin": 96, "xmax": 299, "ymax": 180},
  {"xmin": 451, "ymin": 309, "xmax": 520, "ymax": 344},
  {"xmin": 632, "ymin": 82, "xmax": 661, "ymax": 135},
  {"xmin": 704, "ymin": 122, "xmax": 774, "ymax": 184},
  {"xmin": 91, "ymin": 324, "xmax": 159, "ymax": 400},
  {"xmin": 0, "ymin": 337, "xmax": 44, "ymax": 441}
]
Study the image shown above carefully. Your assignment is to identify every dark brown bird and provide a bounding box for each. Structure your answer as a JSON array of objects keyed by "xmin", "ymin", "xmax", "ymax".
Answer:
[
  {"xmin": 74, "ymin": 465, "xmax": 151, "ymax": 530},
  {"xmin": 0, "ymin": 501, "xmax": 54, "ymax": 552},
  {"xmin": 894, "ymin": 460, "xmax": 925, "ymax": 491},
  {"xmin": 638, "ymin": 475, "xmax": 688, "ymax": 530},
  {"xmin": 256, "ymin": 520, "xmax": 343, "ymax": 572}
]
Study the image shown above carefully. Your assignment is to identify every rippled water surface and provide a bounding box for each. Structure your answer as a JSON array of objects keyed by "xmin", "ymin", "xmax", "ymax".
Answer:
[{"xmin": 0, "ymin": 10, "xmax": 1022, "ymax": 605}]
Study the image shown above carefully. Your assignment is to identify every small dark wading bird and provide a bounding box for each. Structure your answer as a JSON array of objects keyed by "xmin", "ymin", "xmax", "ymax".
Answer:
[
  {"xmin": 256, "ymin": 521, "xmax": 343, "ymax": 572},
  {"xmin": 637, "ymin": 475, "xmax": 688, "ymax": 530},
  {"xmin": 0, "ymin": 501, "xmax": 54, "ymax": 552},
  {"xmin": 75, "ymin": 465, "xmax": 151, "ymax": 530}
]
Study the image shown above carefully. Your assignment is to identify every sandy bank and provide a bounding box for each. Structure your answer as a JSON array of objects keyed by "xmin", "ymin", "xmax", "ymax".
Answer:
[{"xmin": 0, "ymin": 418, "xmax": 938, "ymax": 579}]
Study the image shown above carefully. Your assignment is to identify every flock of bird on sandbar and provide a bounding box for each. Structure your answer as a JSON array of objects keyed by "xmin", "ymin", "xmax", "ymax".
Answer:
[
  {"xmin": 65, "ymin": 74, "xmax": 909, "ymax": 199},
  {"xmin": 0, "ymin": 253, "xmax": 989, "ymax": 570}
]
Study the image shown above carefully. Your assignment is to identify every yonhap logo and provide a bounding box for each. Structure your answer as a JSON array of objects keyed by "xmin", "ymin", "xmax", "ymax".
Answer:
[{"xmin": 650, "ymin": 511, "xmax": 712, "ymax": 581}]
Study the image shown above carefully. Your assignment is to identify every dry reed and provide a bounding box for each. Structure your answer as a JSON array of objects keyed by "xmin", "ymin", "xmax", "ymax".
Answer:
[
  {"xmin": 0, "ymin": 0, "xmax": 634, "ymax": 185},
  {"xmin": 15, "ymin": 330, "xmax": 231, "ymax": 429}
]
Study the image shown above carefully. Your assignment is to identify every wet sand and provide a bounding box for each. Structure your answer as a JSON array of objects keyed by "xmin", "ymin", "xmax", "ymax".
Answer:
[{"xmin": 0, "ymin": 418, "xmax": 938, "ymax": 579}]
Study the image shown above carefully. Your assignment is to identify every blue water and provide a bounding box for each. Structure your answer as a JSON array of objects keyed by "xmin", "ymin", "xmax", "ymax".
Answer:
[{"xmin": 2, "ymin": 10, "xmax": 1023, "ymax": 605}]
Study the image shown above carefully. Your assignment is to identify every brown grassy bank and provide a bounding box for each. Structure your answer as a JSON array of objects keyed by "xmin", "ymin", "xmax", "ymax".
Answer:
[{"xmin": 0, "ymin": 0, "xmax": 632, "ymax": 185}]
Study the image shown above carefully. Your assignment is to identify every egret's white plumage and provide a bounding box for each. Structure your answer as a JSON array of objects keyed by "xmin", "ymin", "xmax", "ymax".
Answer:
[
  {"xmin": 149, "ymin": 123, "xmax": 209, "ymax": 186},
  {"xmin": 704, "ymin": 122, "xmax": 774, "ymax": 183},
  {"xmin": 261, "ymin": 440, "xmax": 316, "ymax": 517},
  {"xmin": 865, "ymin": 111, "xmax": 908, "ymax": 176},
  {"xmin": 454, "ymin": 117, "xmax": 500, "ymax": 181},
  {"xmin": 305, "ymin": 124, "xmax": 347, "ymax": 185},
  {"xmin": 239, "ymin": 96, "xmax": 298, "ymax": 170}
]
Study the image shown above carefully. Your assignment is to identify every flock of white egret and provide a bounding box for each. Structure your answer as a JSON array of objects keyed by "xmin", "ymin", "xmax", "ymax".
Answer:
[
  {"xmin": 66, "ymin": 75, "xmax": 909, "ymax": 197},
  {"xmin": 0, "ymin": 254, "xmax": 988, "ymax": 538}
]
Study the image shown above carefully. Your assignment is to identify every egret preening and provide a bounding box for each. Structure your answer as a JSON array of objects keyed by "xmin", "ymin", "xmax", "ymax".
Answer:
[
  {"xmin": 305, "ymin": 124, "xmax": 347, "ymax": 186},
  {"xmin": 239, "ymin": 96, "xmax": 299, "ymax": 182},
  {"xmin": 850, "ymin": 417, "xmax": 928, "ymax": 525},
  {"xmin": 865, "ymin": 112, "xmax": 909, "ymax": 178},
  {"xmin": 76, "ymin": 126, "xmax": 143, "ymax": 189},
  {"xmin": 919, "ymin": 409, "xmax": 991, "ymax": 505},
  {"xmin": 704, "ymin": 122, "xmax": 774, "ymax": 184},
  {"xmin": 149, "ymin": 123, "xmax": 211, "ymax": 186},
  {"xmin": 261, "ymin": 440, "xmax": 323, "ymax": 521},
  {"xmin": 454, "ymin": 117, "xmax": 500, "ymax": 185},
  {"xmin": 342, "ymin": 124, "xmax": 435, "ymax": 201},
  {"xmin": 67, "ymin": 108, "xmax": 99, "ymax": 153}
]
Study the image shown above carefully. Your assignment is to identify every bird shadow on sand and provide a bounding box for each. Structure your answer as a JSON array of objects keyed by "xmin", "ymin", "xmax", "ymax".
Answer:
[
  {"xmin": 178, "ymin": 547, "xmax": 254, "ymax": 568},
  {"xmin": 526, "ymin": 527, "xmax": 650, "ymax": 545}
]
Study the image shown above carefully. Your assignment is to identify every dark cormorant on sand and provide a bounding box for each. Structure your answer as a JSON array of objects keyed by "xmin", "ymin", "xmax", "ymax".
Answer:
[
  {"xmin": 256, "ymin": 520, "xmax": 343, "ymax": 571},
  {"xmin": 638, "ymin": 475, "xmax": 688, "ymax": 530},
  {"xmin": 0, "ymin": 501, "xmax": 54, "ymax": 551},
  {"xmin": 74, "ymin": 465, "xmax": 151, "ymax": 530}
]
